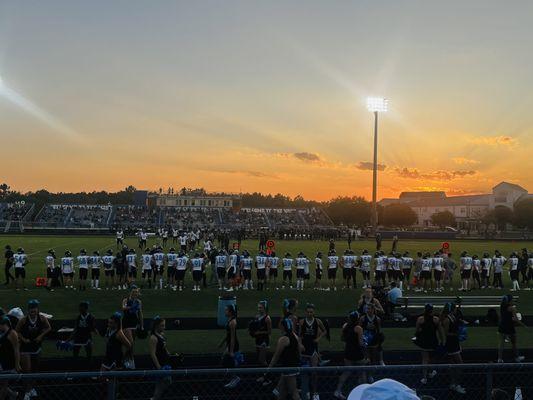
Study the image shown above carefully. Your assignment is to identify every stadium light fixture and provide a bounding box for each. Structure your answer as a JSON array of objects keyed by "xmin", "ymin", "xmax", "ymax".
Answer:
[
  {"xmin": 367, "ymin": 97, "xmax": 388, "ymax": 234},
  {"xmin": 366, "ymin": 97, "xmax": 388, "ymax": 113}
]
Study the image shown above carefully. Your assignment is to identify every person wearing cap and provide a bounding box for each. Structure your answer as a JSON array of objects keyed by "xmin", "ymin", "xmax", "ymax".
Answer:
[
  {"xmin": 414, "ymin": 304, "xmax": 444, "ymax": 384},
  {"xmin": 71, "ymin": 302, "xmax": 98, "ymax": 361},
  {"xmin": 0, "ymin": 315, "xmax": 20, "ymax": 399},
  {"xmin": 101, "ymin": 312, "xmax": 131, "ymax": 371},
  {"xmin": 497, "ymin": 294, "xmax": 526, "ymax": 363},
  {"xmin": 268, "ymin": 317, "xmax": 303, "ymax": 400},
  {"xmin": 4, "ymin": 245, "xmax": 15, "ymax": 287},
  {"xmin": 345, "ymin": 378, "xmax": 420, "ymax": 400},
  {"xmin": 334, "ymin": 311, "xmax": 367, "ymax": 400},
  {"xmin": 440, "ymin": 303, "xmax": 466, "ymax": 394},
  {"xmin": 16, "ymin": 300, "xmax": 51, "ymax": 399}
]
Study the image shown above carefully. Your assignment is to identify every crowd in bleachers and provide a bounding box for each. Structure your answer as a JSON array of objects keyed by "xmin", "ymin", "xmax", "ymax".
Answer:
[
  {"xmin": 15, "ymin": 203, "xmax": 337, "ymax": 234},
  {"xmin": 0, "ymin": 202, "xmax": 32, "ymax": 221},
  {"xmin": 161, "ymin": 207, "xmax": 219, "ymax": 229},
  {"xmin": 34, "ymin": 205, "xmax": 70, "ymax": 227},
  {"xmin": 112, "ymin": 206, "xmax": 159, "ymax": 230},
  {"xmin": 68, "ymin": 205, "xmax": 111, "ymax": 228},
  {"xmin": 220, "ymin": 209, "xmax": 270, "ymax": 227}
]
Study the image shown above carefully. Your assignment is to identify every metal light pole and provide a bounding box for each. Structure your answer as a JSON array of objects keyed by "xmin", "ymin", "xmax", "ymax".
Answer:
[{"xmin": 366, "ymin": 97, "xmax": 388, "ymax": 233}]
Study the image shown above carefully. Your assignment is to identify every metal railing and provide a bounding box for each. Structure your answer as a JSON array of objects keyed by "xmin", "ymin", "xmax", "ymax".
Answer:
[{"xmin": 0, "ymin": 363, "xmax": 531, "ymax": 400}]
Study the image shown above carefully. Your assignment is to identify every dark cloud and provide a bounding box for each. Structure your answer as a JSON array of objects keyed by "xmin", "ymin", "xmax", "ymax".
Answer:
[
  {"xmin": 292, "ymin": 152, "xmax": 322, "ymax": 162},
  {"xmin": 356, "ymin": 161, "xmax": 386, "ymax": 171},
  {"xmin": 395, "ymin": 168, "xmax": 477, "ymax": 181}
]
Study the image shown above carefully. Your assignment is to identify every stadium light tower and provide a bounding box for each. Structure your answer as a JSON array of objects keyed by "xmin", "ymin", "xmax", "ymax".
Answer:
[{"xmin": 366, "ymin": 97, "xmax": 388, "ymax": 234}]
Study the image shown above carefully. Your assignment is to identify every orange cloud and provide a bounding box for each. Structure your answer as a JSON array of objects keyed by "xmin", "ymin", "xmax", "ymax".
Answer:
[
  {"xmin": 469, "ymin": 135, "xmax": 517, "ymax": 147},
  {"xmin": 452, "ymin": 157, "xmax": 480, "ymax": 165},
  {"xmin": 394, "ymin": 168, "xmax": 477, "ymax": 181}
]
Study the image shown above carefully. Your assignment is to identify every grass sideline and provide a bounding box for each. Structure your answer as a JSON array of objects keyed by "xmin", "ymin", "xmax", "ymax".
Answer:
[{"xmin": 0, "ymin": 235, "xmax": 532, "ymax": 357}]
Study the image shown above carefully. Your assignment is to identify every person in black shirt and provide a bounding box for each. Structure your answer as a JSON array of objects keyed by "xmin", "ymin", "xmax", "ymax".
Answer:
[
  {"xmin": 252, "ymin": 300, "xmax": 272, "ymax": 369},
  {"xmin": 334, "ymin": 311, "xmax": 366, "ymax": 400},
  {"xmin": 101, "ymin": 313, "xmax": 131, "ymax": 371},
  {"xmin": 16, "ymin": 300, "xmax": 51, "ymax": 399},
  {"xmin": 4, "ymin": 245, "xmax": 14, "ymax": 286},
  {"xmin": 220, "ymin": 304, "xmax": 240, "ymax": 389},
  {"xmin": 497, "ymin": 294, "xmax": 526, "ymax": 363},
  {"xmin": 269, "ymin": 318, "xmax": 302, "ymax": 400},
  {"xmin": 149, "ymin": 316, "xmax": 172, "ymax": 400},
  {"xmin": 0, "ymin": 315, "xmax": 21, "ymax": 399},
  {"xmin": 71, "ymin": 302, "xmax": 97, "ymax": 360}
]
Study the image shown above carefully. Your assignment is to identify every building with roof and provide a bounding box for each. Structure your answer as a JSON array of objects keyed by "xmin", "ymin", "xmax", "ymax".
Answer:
[{"xmin": 379, "ymin": 182, "xmax": 530, "ymax": 230}]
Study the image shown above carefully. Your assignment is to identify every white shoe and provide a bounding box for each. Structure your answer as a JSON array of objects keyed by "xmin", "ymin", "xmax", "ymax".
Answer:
[
  {"xmin": 497, "ymin": 358, "xmax": 504, "ymax": 363},
  {"xmin": 428, "ymin": 370, "xmax": 437, "ymax": 378},
  {"xmin": 312, "ymin": 393, "xmax": 320, "ymax": 400},
  {"xmin": 333, "ymin": 391, "xmax": 346, "ymax": 400},
  {"xmin": 272, "ymin": 388, "xmax": 280, "ymax": 398},
  {"xmin": 224, "ymin": 376, "xmax": 241, "ymax": 389},
  {"xmin": 450, "ymin": 384, "xmax": 466, "ymax": 394},
  {"xmin": 515, "ymin": 356, "xmax": 525, "ymax": 362},
  {"xmin": 420, "ymin": 378, "xmax": 427, "ymax": 384}
]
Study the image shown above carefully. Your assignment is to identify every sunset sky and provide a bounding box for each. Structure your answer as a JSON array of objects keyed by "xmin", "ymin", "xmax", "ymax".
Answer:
[{"xmin": 1, "ymin": 1, "xmax": 533, "ymax": 201}]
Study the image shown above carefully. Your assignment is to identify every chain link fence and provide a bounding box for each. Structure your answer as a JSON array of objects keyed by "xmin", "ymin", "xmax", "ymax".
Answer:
[{"xmin": 0, "ymin": 363, "xmax": 531, "ymax": 400}]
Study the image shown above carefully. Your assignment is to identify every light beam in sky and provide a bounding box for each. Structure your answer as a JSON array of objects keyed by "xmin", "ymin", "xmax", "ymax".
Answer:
[{"xmin": 0, "ymin": 75, "xmax": 81, "ymax": 141}]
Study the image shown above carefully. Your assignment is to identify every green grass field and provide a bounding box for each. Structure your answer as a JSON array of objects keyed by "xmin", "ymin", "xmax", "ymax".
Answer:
[{"xmin": 1, "ymin": 235, "xmax": 531, "ymax": 357}]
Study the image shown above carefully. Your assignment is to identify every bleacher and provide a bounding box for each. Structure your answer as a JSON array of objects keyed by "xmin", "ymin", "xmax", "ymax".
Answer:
[
  {"xmin": 160, "ymin": 207, "xmax": 220, "ymax": 229},
  {"xmin": 1, "ymin": 202, "xmax": 336, "ymax": 235},
  {"xmin": 67, "ymin": 205, "xmax": 112, "ymax": 228},
  {"xmin": 220, "ymin": 208, "xmax": 270, "ymax": 228},
  {"xmin": 33, "ymin": 204, "xmax": 71, "ymax": 227},
  {"xmin": 112, "ymin": 205, "xmax": 159, "ymax": 230}
]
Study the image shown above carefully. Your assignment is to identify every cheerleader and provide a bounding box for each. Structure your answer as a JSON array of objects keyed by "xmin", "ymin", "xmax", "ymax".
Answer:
[
  {"xmin": 281, "ymin": 298, "xmax": 299, "ymax": 332},
  {"xmin": 441, "ymin": 303, "xmax": 466, "ymax": 394},
  {"xmin": 0, "ymin": 316, "xmax": 20, "ymax": 400},
  {"xmin": 149, "ymin": 317, "xmax": 172, "ymax": 400},
  {"xmin": 299, "ymin": 304, "xmax": 326, "ymax": 400},
  {"xmin": 253, "ymin": 300, "xmax": 272, "ymax": 369},
  {"xmin": 220, "ymin": 304, "xmax": 240, "ymax": 389},
  {"xmin": 334, "ymin": 311, "xmax": 366, "ymax": 400},
  {"xmin": 268, "ymin": 318, "xmax": 302, "ymax": 400},
  {"xmin": 360, "ymin": 303, "xmax": 384, "ymax": 366},
  {"xmin": 414, "ymin": 304, "xmax": 444, "ymax": 384},
  {"xmin": 71, "ymin": 301, "xmax": 97, "ymax": 360},
  {"xmin": 100, "ymin": 313, "xmax": 131, "ymax": 371},
  {"xmin": 497, "ymin": 294, "xmax": 526, "ymax": 363},
  {"xmin": 16, "ymin": 300, "xmax": 51, "ymax": 399},
  {"xmin": 121, "ymin": 286, "xmax": 144, "ymax": 369}
]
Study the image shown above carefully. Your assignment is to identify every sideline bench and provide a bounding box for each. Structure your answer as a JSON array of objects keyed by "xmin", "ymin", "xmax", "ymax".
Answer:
[{"xmin": 397, "ymin": 296, "xmax": 519, "ymax": 310}]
